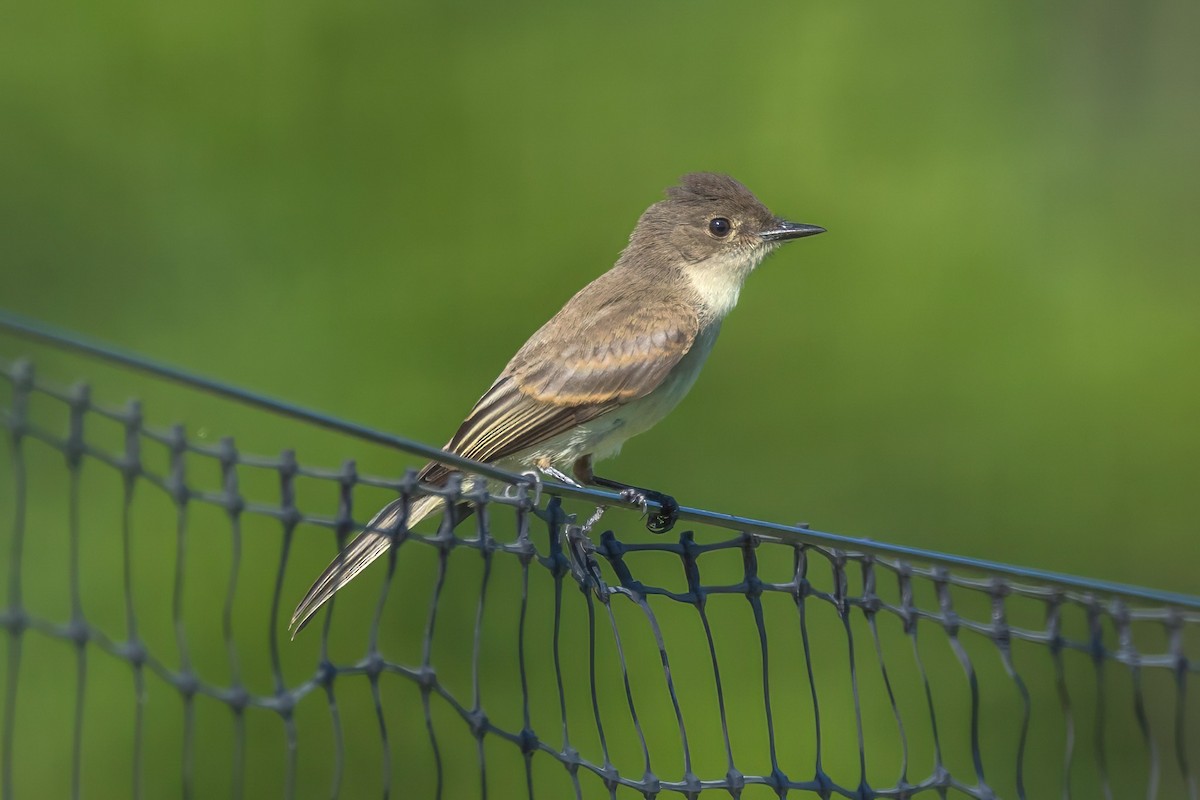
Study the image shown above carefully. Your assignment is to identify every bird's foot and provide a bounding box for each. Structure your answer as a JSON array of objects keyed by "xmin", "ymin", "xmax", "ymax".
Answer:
[
  {"xmin": 589, "ymin": 474, "xmax": 679, "ymax": 534},
  {"xmin": 617, "ymin": 487, "xmax": 679, "ymax": 534},
  {"xmin": 617, "ymin": 487, "xmax": 647, "ymax": 515},
  {"xmin": 645, "ymin": 490, "xmax": 679, "ymax": 533}
]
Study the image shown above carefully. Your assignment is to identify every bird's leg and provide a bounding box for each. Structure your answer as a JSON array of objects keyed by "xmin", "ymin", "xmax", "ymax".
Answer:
[
  {"xmin": 535, "ymin": 461, "xmax": 607, "ymax": 531},
  {"xmin": 568, "ymin": 455, "xmax": 610, "ymax": 532},
  {"xmin": 532, "ymin": 461, "xmax": 608, "ymax": 589},
  {"xmin": 581, "ymin": 505, "xmax": 608, "ymax": 532},
  {"xmin": 538, "ymin": 464, "xmax": 579, "ymax": 487},
  {"xmin": 572, "ymin": 454, "xmax": 678, "ymax": 534},
  {"xmin": 526, "ymin": 456, "xmax": 604, "ymax": 533}
]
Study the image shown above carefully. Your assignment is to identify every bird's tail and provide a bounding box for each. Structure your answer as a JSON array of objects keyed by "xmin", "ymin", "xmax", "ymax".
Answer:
[{"xmin": 289, "ymin": 492, "xmax": 444, "ymax": 637}]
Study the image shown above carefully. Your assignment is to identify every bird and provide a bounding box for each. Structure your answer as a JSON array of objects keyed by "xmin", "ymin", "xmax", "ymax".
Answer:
[{"xmin": 290, "ymin": 172, "xmax": 824, "ymax": 635}]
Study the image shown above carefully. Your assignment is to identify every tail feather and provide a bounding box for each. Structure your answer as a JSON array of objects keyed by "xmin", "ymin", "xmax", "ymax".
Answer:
[{"xmin": 290, "ymin": 493, "xmax": 443, "ymax": 637}]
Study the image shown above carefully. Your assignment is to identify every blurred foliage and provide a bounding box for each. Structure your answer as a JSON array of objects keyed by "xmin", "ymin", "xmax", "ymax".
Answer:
[{"xmin": 2, "ymin": 0, "xmax": 1199, "ymax": 797}]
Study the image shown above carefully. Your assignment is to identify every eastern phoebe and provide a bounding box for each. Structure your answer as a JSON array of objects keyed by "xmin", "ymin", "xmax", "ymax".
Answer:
[{"xmin": 290, "ymin": 172, "xmax": 824, "ymax": 634}]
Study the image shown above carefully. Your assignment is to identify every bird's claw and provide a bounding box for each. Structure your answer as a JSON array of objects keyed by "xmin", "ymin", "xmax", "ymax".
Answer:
[
  {"xmin": 646, "ymin": 492, "xmax": 679, "ymax": 533},
  {"xmin": 618, "ymin": 488, "xmax": 678, "ymax": 534},
  {"xmin": 618, "ymin": 487, "xmax": 648, "ymax": 515}
]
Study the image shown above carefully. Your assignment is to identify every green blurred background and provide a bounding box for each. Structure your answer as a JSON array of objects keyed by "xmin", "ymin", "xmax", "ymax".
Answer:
[{"xmin": 2, "ymin": 1, "xmax": 1199, "ymax": 798}]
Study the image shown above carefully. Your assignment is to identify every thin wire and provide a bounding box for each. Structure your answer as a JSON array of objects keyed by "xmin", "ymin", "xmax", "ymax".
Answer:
[
  {"xmin": 119, "ymin": 399, "xmax": 146, "ymax": 800},
  {"xmin": 1, "ymin": 361, "xmax": 30, "ymax": 800}
]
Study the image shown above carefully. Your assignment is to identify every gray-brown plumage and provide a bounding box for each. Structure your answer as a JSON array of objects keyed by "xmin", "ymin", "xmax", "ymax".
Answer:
[
  {"xmin": 422, "ymin": 290, "xmax": 699, "ymax": 487},
  {"xmin": 290, "ymin": 173, "xmax": 824, "ymax": 635}
]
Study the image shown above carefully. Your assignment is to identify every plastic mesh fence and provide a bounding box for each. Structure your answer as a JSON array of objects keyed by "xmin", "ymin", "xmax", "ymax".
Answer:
[{"xmin": 2, "ymin": 345, "xmax": 1198, "ymax": 800}]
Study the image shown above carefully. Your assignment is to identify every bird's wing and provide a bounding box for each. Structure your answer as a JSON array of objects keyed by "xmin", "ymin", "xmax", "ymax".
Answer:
[{"xmin": 419, "ymin": 298, "xmax": 700, "ymax": 485}]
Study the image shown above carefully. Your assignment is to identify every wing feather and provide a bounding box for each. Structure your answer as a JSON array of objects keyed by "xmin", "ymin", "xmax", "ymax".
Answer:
[{"xmin": 419, "ymin": 295, "xmax": 699, "ymax": 486}]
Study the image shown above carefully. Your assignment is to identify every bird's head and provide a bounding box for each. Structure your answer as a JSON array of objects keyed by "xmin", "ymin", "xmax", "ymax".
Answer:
[{"xmin": 622, "ymin": 172, "xmax": 824, "ymax": 317}]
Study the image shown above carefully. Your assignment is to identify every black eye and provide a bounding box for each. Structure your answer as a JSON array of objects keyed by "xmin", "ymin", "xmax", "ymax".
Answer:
[{"xmin": 708, "ymin": 217, "xmax": 731, "ymax": 238}]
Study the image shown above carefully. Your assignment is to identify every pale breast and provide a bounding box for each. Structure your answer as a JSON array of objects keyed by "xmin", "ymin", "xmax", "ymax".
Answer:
[{"xmin": 509, "ymin": 323, "xmax": 722, "ymax": 469}]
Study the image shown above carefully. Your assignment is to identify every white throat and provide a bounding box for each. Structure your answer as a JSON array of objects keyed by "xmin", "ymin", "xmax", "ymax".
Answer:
[{"xmin": 684, "ymin": 247, "xmax": 771, "ymax": 320}]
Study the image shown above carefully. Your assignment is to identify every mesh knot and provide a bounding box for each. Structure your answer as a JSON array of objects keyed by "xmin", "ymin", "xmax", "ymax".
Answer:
[
  {"xmin": 678, "ymin": 770, "xmax": 703, "ymax": 799},
  {"xmin": 175, "ymin": 671, "xmax": 199, "ymax": 698},
  {"xmin": 65, "ymin": 617, "xmax": 89, "ymax": 646},
  {"xmin": 225, "ymin": 686, "xmax": 250, "ymax": 713},
  {"xmin": 638, "ymin": 770, "xmax": 660, "ymax": 795},
  {"xmin": 516, "ymin": 727, "xmax": 538, "ymax": 756},
  {"xmin": 2, "ymin": 609, "xmax": 27, "ymax": 637},
  {"xmin": 121, "ymin": 639, "xmax": 147, "ymax": 667},
  {"xmin": 279, "ymin": 505, "xmax": 303, "ymax": 528},
  {"xmin": 467, "ymin": 709, "xmax": 488, "ymax": 739},
  {"xmin": 599, "ymin": 763, "xmax": 620, "ymax": 792},
  {"xmin": 724, "ymin": 768, "xmax": 744, "ymax": 794},
  {"xmin": 119, "ymin": 455, "xmax": 142, "ymax": 481},
  {"xmin": 859, "ymin": 593, "xmax": 882, "ymax": 614},
  {"xmin": 364, "ymin": 653, "xmax": 385, "ymax": 678},
  {"xmin": 223, "ymin": 493, "xmax": 245, "ymax": 515},
  {"xmin": 766, "ymin": 766, "xmax": 790, "ymax": 793},
  {"xmin": 271, "ymin": 691, "xmax": 295, "ymax": 717},
  {"xmin": 165, "ymin": 475, "xmax": 190, "ymax": 506},
  {"xmin": 414, "ymin": 666, "xmax": 437, "ymax": 691},
  {"xmin": 559, "ymin": 745, "xmax": 580, "ymax": 774},
  {"xmin": 316, "ymin": 659, "xmax": 337, "ymax": 688}
]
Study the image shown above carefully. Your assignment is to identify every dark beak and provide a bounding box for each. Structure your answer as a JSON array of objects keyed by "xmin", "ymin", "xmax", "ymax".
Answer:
[{"xmin": 759, "ymin": 220, "xmax": 826, "ymax": 242}]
